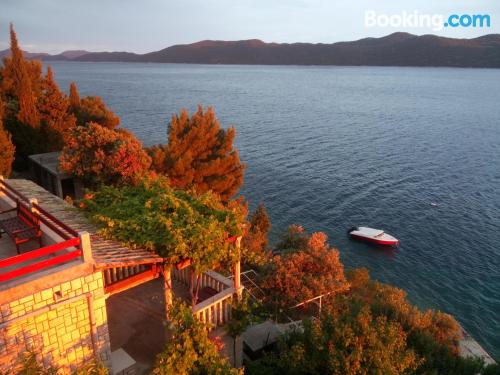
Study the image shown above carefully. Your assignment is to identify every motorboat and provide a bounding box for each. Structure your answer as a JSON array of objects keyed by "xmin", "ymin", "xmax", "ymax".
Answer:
[{"xmin": 348, "ymin": 226, "xmax": 399, "ymax": 246}]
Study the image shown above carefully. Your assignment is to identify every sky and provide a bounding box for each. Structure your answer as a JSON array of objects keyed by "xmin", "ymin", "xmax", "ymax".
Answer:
[{"xmin": 0, "ymin": 0, "xmax": 499, "ymax": 54}]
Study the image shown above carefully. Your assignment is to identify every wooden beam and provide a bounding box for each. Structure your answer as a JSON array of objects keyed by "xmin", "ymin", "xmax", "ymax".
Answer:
[
  {"xmin": 163, "ymin": 264, "xmax": 173, "ymax": 320},
  {"xmin": 104, "ymin": 268, "xmax": 159, "ymax": 296}
]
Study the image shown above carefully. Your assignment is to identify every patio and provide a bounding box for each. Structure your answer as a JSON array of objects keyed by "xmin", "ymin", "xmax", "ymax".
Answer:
[{"xmin": 106, "ymin": 277, "xmax": 236, "ymax": 374}]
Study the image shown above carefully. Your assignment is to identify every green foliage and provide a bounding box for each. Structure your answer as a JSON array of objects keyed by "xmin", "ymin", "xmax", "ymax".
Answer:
[
  {"xmin": 407, "ymin": 330, "xmax": 484, "ymax": 375},
  {"xmin": 226, "ymin": 294, "xmax": 267, "ymax": 339},
  {"xmin": 72, "ymin": 360, "xmax": 109, "ymax": 375},
  {"xmin": 81, "ymin": 178, "xmax": 245, "ymax": 272},
  {"xmin": 152, "ymin": 301, "xmax": 241, "ymax": 375},
  {"xmin": 483, "ymin": 363, "xmax": 500, "ymax": 375},
  {"xmin": 274, "ymin": 224, "xmax": 309, "ymax": 254},
  {"xmin": 13, "ymin": 351, "xmax": 58, "ymax": 375}
]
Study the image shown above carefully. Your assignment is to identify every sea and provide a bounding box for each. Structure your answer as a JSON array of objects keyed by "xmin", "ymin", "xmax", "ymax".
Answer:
[{"xmin": 49, "ymin": 61, "xmax": 500, "ymax": 358}]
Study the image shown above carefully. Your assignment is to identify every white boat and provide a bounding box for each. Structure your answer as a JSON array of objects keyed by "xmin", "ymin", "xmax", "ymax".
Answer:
[{"xmin": 348, "ymin": 226, "xmax": 399, "ymax": 246}]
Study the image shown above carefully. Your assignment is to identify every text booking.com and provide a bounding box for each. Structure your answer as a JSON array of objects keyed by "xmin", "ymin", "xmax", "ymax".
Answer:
[{"xmin": 365, "ymin": 11, "xmax": 491, "ymax": 31}]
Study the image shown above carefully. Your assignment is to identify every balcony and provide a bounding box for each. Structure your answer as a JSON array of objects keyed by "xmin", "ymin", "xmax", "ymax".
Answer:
[{"xmin": 0, "ymin": 177, "xmax": 87, "ymax": 289}]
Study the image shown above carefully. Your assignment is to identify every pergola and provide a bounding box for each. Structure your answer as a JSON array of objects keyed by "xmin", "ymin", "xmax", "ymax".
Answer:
[{"xmin": 1, "ymin": 178, "xmax": 243, "ymax": 325}]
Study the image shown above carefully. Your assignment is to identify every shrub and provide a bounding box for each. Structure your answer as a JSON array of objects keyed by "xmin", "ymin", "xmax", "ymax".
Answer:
[{"xmin": 60, "ymin": 123, "xmax": 151, "ymax": 187}]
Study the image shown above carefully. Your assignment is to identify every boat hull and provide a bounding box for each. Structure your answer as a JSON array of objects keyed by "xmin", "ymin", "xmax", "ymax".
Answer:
[{"xmin": 349, "ymin": 233, "xmax": 399, "ymax": 246}]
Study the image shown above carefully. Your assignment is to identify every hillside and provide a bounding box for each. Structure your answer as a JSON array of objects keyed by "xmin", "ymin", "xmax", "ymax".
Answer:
[{"xmin": 4, "ymin": 33, "xmax": 500, "ymax": 68}]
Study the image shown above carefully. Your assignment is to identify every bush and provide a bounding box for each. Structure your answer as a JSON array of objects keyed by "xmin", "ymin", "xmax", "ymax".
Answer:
[{"xmin": 60, "ymin": 123, "xmax": 151, "ymax": 187}]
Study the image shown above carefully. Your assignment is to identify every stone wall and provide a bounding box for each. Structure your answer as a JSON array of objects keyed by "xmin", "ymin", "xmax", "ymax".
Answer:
[{"xmin": 0, "ymin": 270, "xmax": 111, "ymax": 373}]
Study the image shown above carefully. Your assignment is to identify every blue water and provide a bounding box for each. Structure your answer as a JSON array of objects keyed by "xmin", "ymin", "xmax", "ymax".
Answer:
[{"xmin": 49, "ymin": 62, "xmax": 500, "ymax": 358}]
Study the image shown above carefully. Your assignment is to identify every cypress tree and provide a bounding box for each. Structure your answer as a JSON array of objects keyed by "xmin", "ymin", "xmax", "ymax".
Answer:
[
  {"xmin": 38, "ymin": 66, "xmax": 76, "ymax": 150},
  {"xmin": 0, "ymin": 98, "xmax": 15, "ymax": 177},
  {"xmin": 4, "ymin": 24, "xmax": 40, "ymax": 128},
  {"xmin": 69, "ymin": 82, "xmax": 80, "ymax": 110}
]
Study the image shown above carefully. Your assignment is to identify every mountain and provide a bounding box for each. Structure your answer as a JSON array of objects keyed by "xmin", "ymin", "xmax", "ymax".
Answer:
[
  {"xmin": 5, "ymin": 33, "xmax": 500, "ymax": 68},
  {"xmin": 42, "ymin": 50, "xmax": 91, "ymax": 61},
  {"xmin": 0, "ymin": 48, "xmax": 49, "ymax": 60}
]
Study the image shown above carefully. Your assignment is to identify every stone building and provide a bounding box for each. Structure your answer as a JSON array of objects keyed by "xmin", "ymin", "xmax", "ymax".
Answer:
[{"xmin": 0, "ymin": 177, "xmax": 242, "ymax": 373}]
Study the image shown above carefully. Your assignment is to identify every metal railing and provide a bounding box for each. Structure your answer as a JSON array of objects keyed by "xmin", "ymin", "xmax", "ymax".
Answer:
[{"xmin": 0, "ymin": 177, "xmax": 84, "ymax": 283}]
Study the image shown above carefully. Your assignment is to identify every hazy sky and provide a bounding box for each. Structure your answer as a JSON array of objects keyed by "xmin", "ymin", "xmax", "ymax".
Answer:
[{"xmin": 1, "ymin": 0, "xmax": 498, "ymax": 54}]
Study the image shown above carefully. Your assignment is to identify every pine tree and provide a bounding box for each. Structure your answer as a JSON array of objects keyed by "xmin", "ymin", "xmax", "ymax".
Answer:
[
  {"xmin": 72, "ymin": 94, "xmax": 120, "ymax": 129},
  {"xmin": 68, "ymin": 82, "xmax": 80, "ymax": 110},
  {"xmin": 2, "ymin": 24, "xmax": 40, "ymax": 128},
  {"xmin": 242, "ymin": 203, "xmax": 271, "ymax": 262},
  {"xmin": 152, "ymin": 106, "xmax": 245, "ymax": 201},
  {"xmin": 38, "ymin": 66, "xmax": 76, "ymax": 150},
  {"xmin": 0, "ymin": 98, "xmax": 15, "ymax": 177}
]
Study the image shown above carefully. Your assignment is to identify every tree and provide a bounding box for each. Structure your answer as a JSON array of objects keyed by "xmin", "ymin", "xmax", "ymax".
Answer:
[
  {"xmin": 225, "ymin": 295, "xmax": 253, "ymax": 367},
  {"xmin": 38, "ymin": 66, "xmax": 76, "ymax": 150},
  {"xmin": 343, "ymin": 268, "xmax": 485, "ymax": 375},
  {"xmin": 69, "ymin": 82, "xmax": 80, "ymax": 110},
  {"xmin": 0, "ymin": 24, "xmax": 73, "ymax": 168},
  {"xmin": 59, "ymin": 122, "xmax": 151, "ymax": 187},
  {"xmin": 152, "ymin": 301, "xmax": 240, "ymax": 375},
  {"xmin": 242, "ymin": 203, "xmax": 271, "ymax": 265},
  {"xmin": 247, "ymin": 303, "xmax": 420, "ymax": 375},
  {"xmin": 71, "ymin": 92, "xmax": 120, "ymax": 129},
  {"xmin": 148, "ymin": 106, "xmax": 245, "ymax": 201},
  {"xmin": 0, "ymin": 98, "xmax": 15, "ymax": 177},
  {"xmin": 274, "ymin": 224, "xmax": 309, "ymax": 253},
  {"xmin": 81, "ymin": 178, "xmax": 245, "ymax": 305},
  {"xmin": 263, "ymin": 228, "xmax": 349, "ymax": 311},
  {"xmin": 0, "ymin": 24, "xmax": 40, "ymax": 128}
]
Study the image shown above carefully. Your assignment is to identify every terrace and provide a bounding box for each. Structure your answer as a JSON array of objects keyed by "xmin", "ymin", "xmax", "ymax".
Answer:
[
  {"xmin": 0, "ymin": 176, "xmax": 243, "ymax": 371},
  {"xmin": 0, "ymin": 177, "xmax": 88, "ymax": 289}
]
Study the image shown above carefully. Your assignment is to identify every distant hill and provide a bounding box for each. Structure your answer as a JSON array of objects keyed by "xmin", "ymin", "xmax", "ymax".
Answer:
[
  {"xmin": 4, "ymin": 33, "xmax": 500, "ymax": 68},
  {"xmin": 0, "ymin": 48, "xmax": 49, "ymax": 60}
]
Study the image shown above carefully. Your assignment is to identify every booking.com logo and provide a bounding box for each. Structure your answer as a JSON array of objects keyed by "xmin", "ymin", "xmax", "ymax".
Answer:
[{"xmin": 365, "ymin": 11, "xmax": 491, "ymax": 31}]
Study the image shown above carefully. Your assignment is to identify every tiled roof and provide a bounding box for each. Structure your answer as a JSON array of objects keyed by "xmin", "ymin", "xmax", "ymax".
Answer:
[{"xmin": 5, "ymin": 179, "xmax": 163, "ymax": 269}]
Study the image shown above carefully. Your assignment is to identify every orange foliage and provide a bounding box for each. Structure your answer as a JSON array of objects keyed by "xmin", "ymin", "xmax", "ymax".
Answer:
[
  {"xmin": 38, "ymin": 66, "xmax": 76, "ymax": 150},
  {"xmin": 0, "ymin": 98, "xmax": 15, "ymax": 177},
  {"xmin": 148, "ymin": 106, "xmax": 245, "ymax": 201},
  {"xmin": 0, "ymin": 24, "xmax": 40, "ymax": 128},
  {"xmin": 60, "ymin": 123, "xmax": 151, "ymax": 186},
  {"xmin": 71, "ymin": 91, "xmax": 120, "ymax": 129},
  {"xmin": 263, "ymin": 227, "xmax": 349, "ymax": 308},
  {"xmin": 346, "ymin": 268, "xmax": 463, "ymax": 354},
  {"xmin": 242, "ymin": 203, "xmax": 271, "ymax": 264},
  {"xmin": 68, "ymin": 82, "xmax": 80, "ymax": 110}
]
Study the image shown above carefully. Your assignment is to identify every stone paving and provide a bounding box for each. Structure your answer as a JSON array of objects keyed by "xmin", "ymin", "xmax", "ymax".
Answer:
[{"xmin": 105, "ymin": 278, "xmax": 236, "ymax": 374}]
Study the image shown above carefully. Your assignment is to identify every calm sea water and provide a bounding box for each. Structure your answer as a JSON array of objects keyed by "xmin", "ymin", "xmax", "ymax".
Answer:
[{"xmin": 50, "ymin": 62, "xmax": 500, "ymax": 358}]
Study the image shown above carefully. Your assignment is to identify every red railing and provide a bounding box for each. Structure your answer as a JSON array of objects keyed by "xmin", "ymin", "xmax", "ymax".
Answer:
[
  {"xmin": 0, "ymin": 179, "xmax": 30, "ymax": 203},
  {"xmin": 32, "ymin": 203, "xmax": 79, "ymax": 240},
  {"xmin": 1, "ymin": 179, "xmax": 78, "ymax": 240},
  {"xmin": 1, "ymin": 178, "xmax": 84, "ymax": 283},
  {"xmin": 0, "ymin": 237, "xmax": 82, "ymax": 282}
]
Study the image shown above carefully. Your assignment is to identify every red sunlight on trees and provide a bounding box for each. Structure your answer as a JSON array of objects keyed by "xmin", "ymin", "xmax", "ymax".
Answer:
[
  {"xmin": 263, "ymin": 227, "xmax": 349, "ymax": 309},
  {"xmin": 148, "ymin": 106, "xmax": 245, "ymax": 202},
  {"xmin": 0, "ymin": 98, "xmax": 15, "ymax": 177},
  {"xmin": 60, "ymin": 122, "xmax": 151, "ymax": 186}
]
